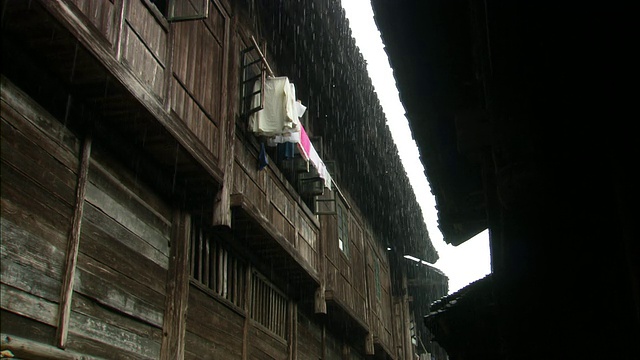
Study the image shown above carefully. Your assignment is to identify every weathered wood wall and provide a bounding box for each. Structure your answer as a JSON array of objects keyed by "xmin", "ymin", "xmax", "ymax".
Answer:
[
  {"xmin": 1, "ymin": 78, "xmax": 78, "ymax": 350},
  {"xmin": 232, "ymin": 132, "xmax": 320, "ymax": 276},
  {"xmin": 171, "ymin": 0, "xmax": 228, "ymax": 158},
  {"xmin": 1, "ymin": 77, "xmax": 170, "ymax": 359},
  {"xmin": 366, "ymin": 235, "xmax": 395, "ymax": 351},
  {"xmin": 0, "ymin": 0, "xmax": 431, "ymax": 358},
  {"xmin": 184, "ymin": 285, "xmax": 244, "ymax": 360},
  {"xmin": 121, "ymin": 0, "xmax": 167, "ymax": 100},
  {"xmin": 297, "ymin": 311, "xmax": 323, "ymax": 360}
]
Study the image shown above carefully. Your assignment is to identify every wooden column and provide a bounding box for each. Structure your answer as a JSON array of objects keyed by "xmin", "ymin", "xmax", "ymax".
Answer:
[
  {"xmin": 365, "ymin": 332, "xmax": 375, "ymax": 355},
  {"xmin": 314, "ymin": 285, "xmax": 326, "ymax": 314},
  {"xmin": 212, "ymin": 8, "xmax": 236, "ymax": 228},
  {"xmin": 288, "ymin": 301, "xmax": 298, "ymax": 360},
  {"xmin": 242, "ymin": 265, "xmax": 252, "ymax": 360},
  {"xmin": 56, "ymin": 133, "xmax": 92, "ymax": 349},
  {"xmin": 160, "ymin": 210, "xmax": 191, "ymax": 360},
  {"xmin": 401, "ymin": 272, "xmax": 413, "ymax": 360}
]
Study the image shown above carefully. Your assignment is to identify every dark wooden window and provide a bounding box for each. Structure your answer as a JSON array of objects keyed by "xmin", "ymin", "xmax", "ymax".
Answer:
[
  {"xmin": 337, "ymin": 203, "xmax": 349, "ymax": 257},
  {"xmin": 189, "ymin": 221, "xmax": 246, "ymax": 309},
  {"xmin": 250, "ymin": 272, "xmax": 288, "ymax": 339}
]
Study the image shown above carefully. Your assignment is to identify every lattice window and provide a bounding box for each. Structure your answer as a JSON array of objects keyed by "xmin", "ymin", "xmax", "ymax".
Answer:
[
  {"xmin": 250, "ymin": 271, "xmax": 288, "ymax": 339},
  {"xmin": 190, "ymin": 221, "xmax": 246, "ymax": 309}
]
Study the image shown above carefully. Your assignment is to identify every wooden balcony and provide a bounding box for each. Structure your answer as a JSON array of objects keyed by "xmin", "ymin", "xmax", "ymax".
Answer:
[
  {"xmin": 1, "ymin": 0, "xmax": 230, "ymax": 208},
  {"xmin": 230, "ymin": 133, "xmax": 322, "ymax": 295}
]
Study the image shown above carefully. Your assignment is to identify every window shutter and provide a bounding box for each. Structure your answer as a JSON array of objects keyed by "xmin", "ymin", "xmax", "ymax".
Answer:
[{"xmin": 167, "ymin": 0, "xmax": 209, "ymax": 21}]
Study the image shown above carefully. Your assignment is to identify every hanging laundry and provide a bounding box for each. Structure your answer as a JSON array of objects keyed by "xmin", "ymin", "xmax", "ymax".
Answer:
[
  {"xmin": 299, "ymin": 124, "xmax": 311, "ymax": 160},
  {"xmin": 277, "ymin": 142, "xmax": 296, "ymax": 160},
  {"xmin": 258, "ymin": 142, "xmax": 268, "ymax": 170},
  {"xmin": 249, "ymin": 76, "xmax": 298, "ymax": 136}
]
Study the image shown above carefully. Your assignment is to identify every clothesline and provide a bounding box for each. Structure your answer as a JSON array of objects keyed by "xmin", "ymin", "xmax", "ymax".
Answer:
[{"xmin": 249, "ymin": 72, "xmax": 332, "ymax": 190}]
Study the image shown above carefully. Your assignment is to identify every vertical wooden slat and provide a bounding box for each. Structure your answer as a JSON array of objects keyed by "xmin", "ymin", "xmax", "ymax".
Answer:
[
  {"xmin": 222, "ymin": 249, "xmax": 229, "ymax": 298},
  {"xmin": 217, "ymin": 247, "xmax": 224, "ymax": 295},
  {"xmin": 56, "ymin": 133, "xmax": 92, "ymax": 349},
  {"xmin": 210, "ymin": 239, "xmax": 217, "ymax": 291},
  {"xmin": 189, "ymin": 220, "xmax": 196, "ymax": 278},
  {"xmin": 197, "ymin": 225, "xmax": 203, "ymax": 281},
  {"xmin": 114, "ymin": 0, "xmax": 126, "ymax": 59},
  {"xmin": 203, "ymin": 231, "xmax": 210, "ymax": 287},
  {"xmin": 160, "ymin": 210, "xmax": 191, "ymax": 360}
]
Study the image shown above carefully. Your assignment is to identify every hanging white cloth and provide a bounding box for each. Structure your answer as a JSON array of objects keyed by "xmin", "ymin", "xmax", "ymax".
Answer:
[{"xmin": 249, "ymin": 76, "xmax": 299, "ymax": 136}]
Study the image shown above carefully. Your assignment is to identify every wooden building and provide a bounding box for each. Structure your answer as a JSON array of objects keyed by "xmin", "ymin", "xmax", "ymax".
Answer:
[
  {"xmin": 371, "ymin": 0, "xmax": 639, "ymax": 359},
  {"xmin": 0, "ymin": 0, "xmax": 441, "ymax": 359}
]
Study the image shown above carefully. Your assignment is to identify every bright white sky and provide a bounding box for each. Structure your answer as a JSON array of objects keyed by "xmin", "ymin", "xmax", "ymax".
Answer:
[{"xmin": 341, "ymin": 0, "xmax": 491, "ymax": 294}]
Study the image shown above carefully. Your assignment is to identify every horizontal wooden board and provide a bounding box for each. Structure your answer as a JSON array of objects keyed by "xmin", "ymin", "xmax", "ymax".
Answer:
[
  {"xmin": 67, "ymin": 294, "xmax": 161, "ymax": 359},
  {"xmin": 296, "ymin": 310, "xmax": 322, "ymax": 360},
  {"xmin": 79, "ymin": 219, "xmax": 168, "ymax": 296},
  {"xmin": 0, "ymin": 284, "xmax": 59, "ymax": 327},
  {"xmin": 82, "ymin": 203, "xmax": 169, "ymax": 269},
  {"xmin": 85, "ymin": 183, "xmax": 169, "ymax": 257},
  {"xmin": 0, "ymin": 309, "xmax": 57, "ymax": 346},
  {"xmin": 184, "ymin": 330, "xmax": 241, "ymax": 360},
  {"xmin": 0, "ymin": 217, "xmax": 65, "ymax": 302},
  {"xmin": 74, "ymin": 252, "xmax": 165, "ymax": 327},
  {"xmin": 185, "ymin": 285, "xmax": 244, "ymax": 358},
  {"xmin": 248, "ymin": 324, "xmax": 288, "ymax": 360}
]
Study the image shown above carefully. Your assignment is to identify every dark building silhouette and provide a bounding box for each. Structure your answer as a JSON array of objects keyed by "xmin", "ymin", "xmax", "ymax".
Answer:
[{"xmin": 371, "ymin": 1, "xmax": 639, "ymax": 359}]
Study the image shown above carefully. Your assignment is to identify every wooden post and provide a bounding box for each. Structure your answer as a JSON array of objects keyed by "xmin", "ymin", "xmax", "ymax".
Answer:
[
  {"xmin": 212, "ymin": 8, "xmax": 236, "ymax": 228},
  {"xmin": 56, "ymin": 133, "xmax": 92, "ymax": 349},
  {"xmin": 365, "ymin": 332, "xmax": 375, "ymax": 355},
  {"xmin": 314, "ymin": 285, "xmax": 326, "ymax": 314},
  {"xmin": 401, "ymin": 272, "xmax": 413, "ymax": 360},
  {"xmin": 288, "ymin": 301, "xmax": 297, "ymax": 360},
  {"xmin": 242, "ymin": 266, "xmax": 252, "ymax": 360},
  {"xmin": 342, "ymin": 342, "xmax": 350, "ymax": 360},
  {"xmin": 160, "ymin": 210, "xmax": 191, "ymax": 360}
]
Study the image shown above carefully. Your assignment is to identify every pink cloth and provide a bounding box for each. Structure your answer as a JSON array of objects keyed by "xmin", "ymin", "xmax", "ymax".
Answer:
[{"xmin": 299, "ymin": 124, "xmax": 311, "ymax": 160}]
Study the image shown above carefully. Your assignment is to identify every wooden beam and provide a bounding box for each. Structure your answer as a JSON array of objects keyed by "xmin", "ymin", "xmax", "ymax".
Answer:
[
  {"xmin": 212, "ymin": 6, "xmax": 235, "ymax": 228},
  {"xmin": 56, "ymin": 133, "xmax": 92, "ymax": 349},
  {"xmin": 160, "ymin": 210, "xmax": 191, "ymax": 360},
  {"xmin": 2, "ymin": 333, "xmax": 86, "ymax": 360}
]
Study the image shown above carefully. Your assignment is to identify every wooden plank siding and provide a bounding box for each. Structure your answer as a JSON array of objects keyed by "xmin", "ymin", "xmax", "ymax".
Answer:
[
  {"xmin": 1, "ymin": 77, "xmax": 169, "ymax": 359},
  {"xmin": 184, "ymin": 284, "xmax": 244, "ymax": 360},
  {"xmin": 232, "ymin": 132, "xmax": 320, "ymax": 278},
  {"xmin": 1, "ymin": 78, "xmax": 79, "ymax": 347},
  {"xmin": 366, "ymin": 237, "xmax": 395, "ymax": 353},
  {"xmin": 171, "ymin": 0, "xmax": 228, "ymax": 159},
  {"xmin": 121, "ymin": 0, "xmax": 167, "ymax": 100},
  {"xmin": 1, "ymin": 0, "xmax": 426, "ymax": 358},
  {"xmin": 69, "ymin": 0, "xmax": 118, "ymax": 45},
  {"xmin": 321, "ymin": 211, "xmax": 368, "ymax": 325}
]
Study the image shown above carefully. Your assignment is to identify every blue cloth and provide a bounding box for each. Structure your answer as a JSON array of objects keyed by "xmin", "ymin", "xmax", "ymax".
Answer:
[
  {"xmin": 258, "ymin": 142, "xmax": 268, "ymax": 170},
  {"xmin": 277, "ymin": 142, "xmax": 295, "ymax": 161}
]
